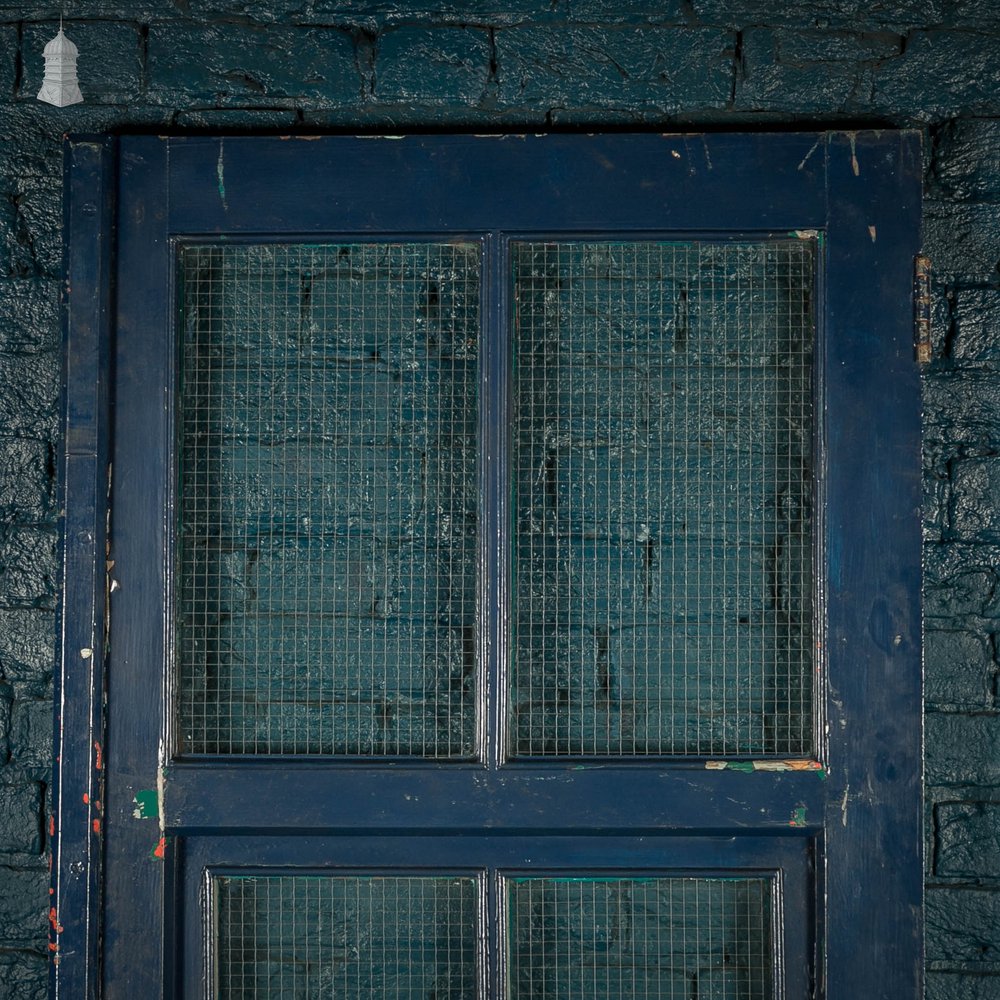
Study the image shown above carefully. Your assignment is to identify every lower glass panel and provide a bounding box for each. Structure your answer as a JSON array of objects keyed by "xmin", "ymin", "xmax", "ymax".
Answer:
[
  {"xmin": 214, "ymin": 874, "xmax": 480, "ymax": 999},
  {"xmin": 506, "ymin": 875, "xmax": 774, "ymax": 1000}
]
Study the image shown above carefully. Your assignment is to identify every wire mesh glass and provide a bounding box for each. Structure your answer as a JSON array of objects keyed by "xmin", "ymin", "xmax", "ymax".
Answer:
[
  {"xmin": 506, "ymin": 875, "xmax": 774, "ymax": 1000},
  {"xmin": 176, "ymin": 243, "xmax": 480, "ymax": 756},
  {"xmin": 215, "ymin": 874, "xmax": 479, "ymax": 999},
  {"xmin": 511, "ymin": 241, "xmax": 814, "ymax": 757}
]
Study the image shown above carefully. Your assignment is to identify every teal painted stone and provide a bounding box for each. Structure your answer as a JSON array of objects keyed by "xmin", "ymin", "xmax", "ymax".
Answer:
[
  {"xmin": 936, "ymin": 801, "xmax": 1000, "ymax": 878},
  {"xmin": 147, "ymin": 24, "xmax": 359, "ymax": 106},
  {"xmin": 736, "ymin": 28, "xmax": 880, "ymax": 112},
  {"xmin": 0, "ymin": 192, "xmax": 35, "ymax": 280},
  {"xmin": 925, "ymin": 543, "xmax": 1000, "ymax": 621},
  {"xmin": 6, "ymin": 176, "xmax": 62, "ymax": 278},
  {"xmin": 0, "ymin": 782, "xmax": 42, "ymax": 855},
  {"xmin": 0, "ymin": 280, "xmax": 59, "ymax": 353},
  {"xmin": 0, "ymin": 527, "xmax": 57, "ymax": 609},
  {"xmin": 0, "ymin": 949, "xmax": 47, "ymax": 1000},
  {"xmin": 0, "ymin": 438, "xmax": 52, "ymax": 524},
  {"xmin": 495, "ymin": 26, "xmax": 733, "ymax": 112},
  {"xmin": 932, "ymin": 119, "xmax": 1000, "ymax": 201},
  {"xmin": 0, "ymin": 682, "xmax": 9, "ymax": 762},
  {"xmin": 173, "ymin": 108, "xmax": 302, "ymax": 127},
  {"xmin": 0, "ymin": 867, "xmax": 47, "ymax": 945},
  {"xmin": 21, "ymin": 21, "xmax": 141, "ymax": 104},
  {"xmin": 924, "ymin": 371, "xmax": 1000, "ymax": 455},
  {"xmin": 924, "ymin": 628, "xmax": 997, "ymax": 711},
  {"xmin": 0, "ymin": 609, "xmax": 54, "ymax": 694},
  {"xmin": 926, "ymin": 713, "xmax": 1000, "ymax": 787},
  {"xmin": 9, "ymin": 700, "xmax": 51, "ymax": 769},
  {"xmin": 0, "ymin": 355, "xmax": 59, "ymax": 437},
  {"xmin": 923, "ymin": 202, "xmax": 1000, "ymax": 282},
  {"xmin": 949, "ymin": 288, "xmax": 1000, "ymax": 363},
  {"xmin": 874, "ymin": 31, "xmax": 1000, "ymax": 119},
  {"xmin": 567, "ymin": 0, "xmax": 689, "ymax": 20},
  {"xmin": 690, "ymin": 0, "xmax": 932, "ymax": 30},
  {"xmin": 927, "ymin": 972, "xmax": 1000, "ymax": 1000},
  {"xmin": 949, "ymin": 457, "xmax": 1000, "ymax": 543},
  {"xmin": 0, "ymin": 26, "xmax": 16, "ymax": 100},
  {"xmin": 375, "ymin": 27, "xmax": 491, "ymax": 106},
  {"xmin": 926, "ymin": 887, "xmax": 1000, "ymax": 967}
]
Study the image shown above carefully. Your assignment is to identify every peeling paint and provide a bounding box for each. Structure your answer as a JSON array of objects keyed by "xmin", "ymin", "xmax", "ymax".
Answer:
[
  {"xmin": 48, "ymin": 907, "xmax": 64, "ymax": 935},
  {"xmin": 797, "ymin": 137, "xmax": 821, "ymax": 171},
  {"xmin": 80, "ymin": 647, "xmax": 92, "ymax": 659},
  {"xmin": 94, "ymin": 741, "xmax": 103, "ymax": 770},
  {"xmin": 792, "ymin": 229, "xmax": 819, "ymax": 240},
  {"xmin": 914, "ymin": 254, "xmax": 932, "ymax": 364},
  {"xmin": 151, "ymin": 836, "xmax": 168, "ymax": 860},
  {"xmin": 217, "ymin": 138, "xmax": 228, "ymax": 211},
  {"xmin": 849, "ymin": 133, "xmax": 860, "ymax": 176},
  {"xmin": 841, "ymin": 785, "xmax": 850, "ymax": 826},
  {"xmin": 789, "ymin": 805, "xmax": 808, "ymax": 828},
  {"xmin": 706, "ymin": 759, "xmax": 824, "ymax": 773},
  {"xmin": 132, "ymin": 789, "xmax": 158, "ymax": 820}
]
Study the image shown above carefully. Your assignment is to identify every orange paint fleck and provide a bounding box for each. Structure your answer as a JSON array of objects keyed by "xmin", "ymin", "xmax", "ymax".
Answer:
[
  {"xmin": 94, "ymin": 800, "xmax": 101, "ymax": 812},
  {"xmin": 49, "ymin": 887, "xmax": 54, "ymax": 896},
  {"xmin": 48, "ymin": 816, "xmax": 55, "ymax": 837},
  {"xmin": 94, "ymin": 741, "xmax": 103, "ymax": 770},
  {"xmin": 49, "ymin": 908, "xmax": 64, "ymax": 934},
  {"xmin": 48, "ymin": 941, "xmax": 58, "ymax": 953},
  {"xmin": 152, "ymin": 836, "xmax": 167, "ymax": 860},
  {"xmin": 92, "ymin": 819, "xmax": 101, "ymax": 835},
  {"xmin": 82, "ymin": 793, "xmax": 89, "ymax": 804}
]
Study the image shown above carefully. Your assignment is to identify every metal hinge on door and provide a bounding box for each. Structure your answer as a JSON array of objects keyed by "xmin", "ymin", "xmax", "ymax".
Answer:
[{"xmin": 914, "ymin": 254, "xmax": 932, "ymax": 364}]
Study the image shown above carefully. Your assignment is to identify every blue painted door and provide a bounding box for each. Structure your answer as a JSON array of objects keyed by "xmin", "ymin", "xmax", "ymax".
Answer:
[{"xmin": 55, "ymin": 132, "xmax": 923, "ymax": 999}]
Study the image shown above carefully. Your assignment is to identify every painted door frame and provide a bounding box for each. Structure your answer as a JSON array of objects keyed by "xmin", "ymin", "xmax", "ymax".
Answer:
[{"xmin": 53, "ymin": 131, "xmax": 923, "ymax": 999}]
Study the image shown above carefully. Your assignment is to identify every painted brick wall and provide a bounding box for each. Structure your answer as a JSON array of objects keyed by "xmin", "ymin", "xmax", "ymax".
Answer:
[{"xmin": 0, "ymin": 3, "xmax": 998, "ymax": 998}]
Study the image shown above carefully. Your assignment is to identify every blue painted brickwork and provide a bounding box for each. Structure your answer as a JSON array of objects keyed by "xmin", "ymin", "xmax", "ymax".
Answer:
[{"xmin": 0, "ymin": 3, "xmax": 997, "ymax": 997}]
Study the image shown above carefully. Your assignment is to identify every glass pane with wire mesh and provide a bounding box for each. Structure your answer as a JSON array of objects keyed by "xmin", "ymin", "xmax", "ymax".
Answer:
[
  {"xmin": 215, "ymin": 874, "xmax": 480, "ymax": 998},
  {"xmin": 505, "ymin": 875, "xmax": 774, "ymax": 999},
  {"xmin": 176, "ymin": 243, "xmax": 480, "ymax": 756},
  {"xmin": 511, "ymin": 241, "xmax": 815, "ymax": 757}
]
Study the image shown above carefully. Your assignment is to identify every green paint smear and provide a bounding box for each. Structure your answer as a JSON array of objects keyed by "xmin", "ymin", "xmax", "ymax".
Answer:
[
  {"xmin": 133, "ymin": 789, "xmax": 158, "ymax": 820},
  {"xmin": 790, "ymin": 806, "xmax": 808, "ymax": 828},
  {"xmin": 724, "ymin": 762, "xmax": 756, "ymax": 773}
]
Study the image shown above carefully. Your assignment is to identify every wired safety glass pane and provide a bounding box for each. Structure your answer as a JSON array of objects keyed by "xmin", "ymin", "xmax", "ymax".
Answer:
[
  {"xmin": 176, "ymin": 243, "xmax": 480, "ymax": 756},
  {"xmin": 215, "ymin": 874, "xmax": 479, "ymax": 999},
  {"xmin": 511, "ymin": 241, "xmax": 814, "ymax": 757},
  {"xmin": 506, "ymin": 876, "xmax": 774, "ymax": 999}
]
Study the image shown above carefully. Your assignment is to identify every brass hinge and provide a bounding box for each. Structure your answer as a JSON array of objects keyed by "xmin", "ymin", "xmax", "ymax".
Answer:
[{"xmin": 914, "ymin": 254, "xmax": 932, "ymax": 364}]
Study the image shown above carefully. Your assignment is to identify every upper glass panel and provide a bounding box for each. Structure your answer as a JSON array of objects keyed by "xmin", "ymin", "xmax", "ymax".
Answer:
[
  {"xmin": 510, "ymin": 240, "xmax": 815, "ymax": 757},
  {"xmin": 175, "ymin": 243, "xmax": 480, "ymax": 756}
]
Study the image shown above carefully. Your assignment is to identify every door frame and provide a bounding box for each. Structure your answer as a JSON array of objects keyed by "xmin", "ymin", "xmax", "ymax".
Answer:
[{"xmin": 53, "ymin": 131, "xmax": 923, "ymax": 999}]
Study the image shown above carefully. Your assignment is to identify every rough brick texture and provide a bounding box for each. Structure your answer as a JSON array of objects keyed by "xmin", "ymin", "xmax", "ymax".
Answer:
[{"xmin": 0, "ymin": 3, "xmax": 996, "ymax": 997}]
